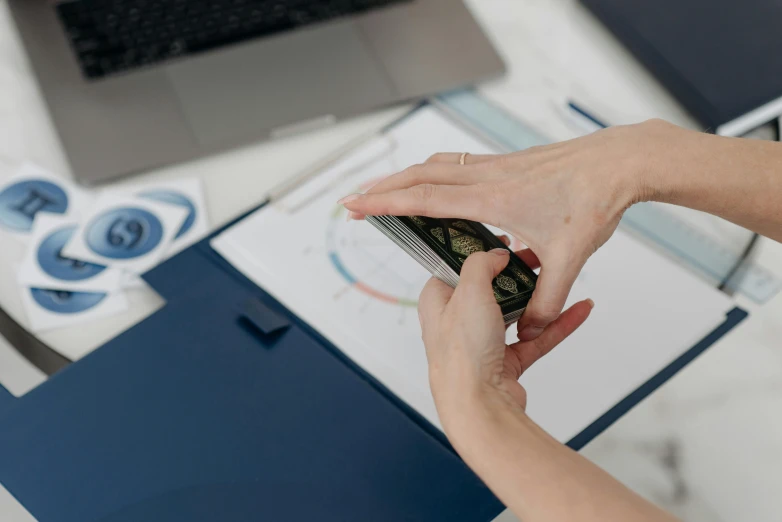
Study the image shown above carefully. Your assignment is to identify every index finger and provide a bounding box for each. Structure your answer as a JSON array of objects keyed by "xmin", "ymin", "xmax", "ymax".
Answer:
[
  {"xmin": 363, "ymin": 162, "xmax": 490, "ymax": 198},
  {"xmin": 342, "ymin": 184, "xmax": 492, "ymax": 222}
]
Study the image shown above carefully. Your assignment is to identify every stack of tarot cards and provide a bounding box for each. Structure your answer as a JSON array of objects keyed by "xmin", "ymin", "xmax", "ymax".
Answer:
[{"xmin": 365, "ymin": 215, "xmax": 537, "ymax": 325}]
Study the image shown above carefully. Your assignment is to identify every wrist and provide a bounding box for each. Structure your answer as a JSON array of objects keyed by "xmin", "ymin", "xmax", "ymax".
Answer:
[
  {"xmin": 588, "ymin": 119, "xmax": 682, "ymax": 220},
  {"xmin": 431, "ymin": 368, "xmax": 529, "ymax": 456},
  {"xmin": 443, "ymin": 385, "xmax": 548, "ymax": 480},
  {"xmin": 627, "ymin": 118, "xmax": 709, "ymax": 205}
]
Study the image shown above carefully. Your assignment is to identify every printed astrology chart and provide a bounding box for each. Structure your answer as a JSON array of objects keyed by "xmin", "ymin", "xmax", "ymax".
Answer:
[
  {"xmin": 213, "ymin": 105, "xmax": 735, "ymax": 441},
  {"xmin": 325, "ymin": 178, "xmax": 524, "ymax": 322}
]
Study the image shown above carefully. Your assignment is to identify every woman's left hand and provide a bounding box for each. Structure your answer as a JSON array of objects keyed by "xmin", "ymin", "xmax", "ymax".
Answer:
[
  {"xmin": 420, "ymin": 249, "xmax": 681, "ymax": 522},
  {"xmin": 420, "ymin": 248, "xmax": 593, "ymax": 436}
]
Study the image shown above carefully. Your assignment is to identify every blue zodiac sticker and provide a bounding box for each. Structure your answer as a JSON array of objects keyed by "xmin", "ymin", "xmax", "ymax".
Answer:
[
  {"xmin": 30, "ymin": 288, "xmax": 106, "ymax": 314},
  {"xmin": 85, "ymin": 207, "xmax": 164, "ymax": 259},
  {"xmin": 37, "ymin": 225, "xmax": 107, "ymax": 281},
  {"xmin": 139, "ymin": 190, "xmax": 196, "ymax": 239},
  {"xmin": 0, "ymin": 179, "xmax": 68, "ymax": 232}
]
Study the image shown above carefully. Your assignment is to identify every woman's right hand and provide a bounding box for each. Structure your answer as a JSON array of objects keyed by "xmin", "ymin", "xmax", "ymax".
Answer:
[{"xmin": 340, "ymin": 119, "xmax": 686, "ymax": 340}]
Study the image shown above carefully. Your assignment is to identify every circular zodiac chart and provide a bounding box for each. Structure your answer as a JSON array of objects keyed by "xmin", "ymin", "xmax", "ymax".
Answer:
[
  {"xmin": 322, "ymin": 174, "xmax": 431, "ymax": 314},
  {"xmin": 322, "ymin": 179, "xmax": 523, "ymax": 318},
  {"xmin": 326, "ymin": 202, "xmax": 427, "ymax": 309}
]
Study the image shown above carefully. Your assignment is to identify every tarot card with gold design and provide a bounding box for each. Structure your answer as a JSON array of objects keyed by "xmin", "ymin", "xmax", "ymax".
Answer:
[{"xmin": 365, "ymin": 215, "xmax": 537, "ymax": 325}]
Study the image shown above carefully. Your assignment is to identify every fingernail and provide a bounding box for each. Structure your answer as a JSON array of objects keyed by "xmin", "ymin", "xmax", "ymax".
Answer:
[
  {"xmin": 346, "ymin": 211, "xmax": 358, "ymax": 222},
  {"xmin": 517, "ymin": 325, "xmax": 544, "ymax": 342},
  {"xmin": 489, "ymin": 248, "xmax": 510, "ymax": 256},
  {"xmin": 586, "ymin": 298, "xmax": 595, "ymax": 309},
  {"xmin": 338, "ymin": 194, "xmax": 361, "ymax": 205}
]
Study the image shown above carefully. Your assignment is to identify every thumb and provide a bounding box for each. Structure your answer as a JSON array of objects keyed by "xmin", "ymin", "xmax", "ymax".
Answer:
[
  {"xmin": 456, "ymin": 249, "xmax": 511, "ymax": 303},
  {"xmin": 517, "ymin": 256, "xmax": 583, "ymax": 342},
  {"xmin": 418, "ymin": 276, "xmax": 455, "ymax": 333}
]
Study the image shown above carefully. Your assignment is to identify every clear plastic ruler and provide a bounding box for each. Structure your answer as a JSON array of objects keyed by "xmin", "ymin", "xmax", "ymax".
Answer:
[{"xmin": 434, "ymin": 90, "xmax": 782, "ymax": 303}]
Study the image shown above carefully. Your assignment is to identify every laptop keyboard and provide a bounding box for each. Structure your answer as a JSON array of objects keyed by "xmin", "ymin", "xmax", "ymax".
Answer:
[{"xmin": 56, "ymin": 0, "xmax": 410, "ymax": 80}]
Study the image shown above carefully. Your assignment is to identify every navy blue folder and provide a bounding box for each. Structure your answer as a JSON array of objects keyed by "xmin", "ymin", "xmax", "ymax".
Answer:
[
  {"xmin": 0, "ymin": 204, "xmax": 747, "ymax": 522},
  {"xmin": 581, "ymin": 0, "xmax": 782, "ymax": 132}
]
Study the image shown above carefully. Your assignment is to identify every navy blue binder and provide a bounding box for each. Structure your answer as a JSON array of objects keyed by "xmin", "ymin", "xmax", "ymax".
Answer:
[{"xmin": 0, "ymin": 203, "xmax": 748, "ymax": 522}]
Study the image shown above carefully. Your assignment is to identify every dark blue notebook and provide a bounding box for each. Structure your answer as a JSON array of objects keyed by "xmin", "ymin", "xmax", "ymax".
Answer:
[
  {"xmin": 0, "ymin": 206, "xmax": 502, "ymax": 522},
  {"xmin": 581, "ymin": 0, "xmax": 782, "ymax": 134}
]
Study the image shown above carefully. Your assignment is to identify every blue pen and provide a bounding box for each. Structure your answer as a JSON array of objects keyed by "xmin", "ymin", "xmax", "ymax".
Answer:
[{"xmin": 566, "ymin": 100, "xmax": 609, "ymax": 129}]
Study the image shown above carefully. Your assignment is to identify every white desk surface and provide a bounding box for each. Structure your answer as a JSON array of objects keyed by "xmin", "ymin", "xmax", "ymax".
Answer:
[{"xmin": 2, "ymin": 1, "xmax": 782, "ymax": 520}]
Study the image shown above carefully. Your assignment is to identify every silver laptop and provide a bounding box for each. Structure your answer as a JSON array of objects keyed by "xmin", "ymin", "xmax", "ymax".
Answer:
[{"xmin": 8, "ymin": 0, "xmax": 505, "ymax": 184}]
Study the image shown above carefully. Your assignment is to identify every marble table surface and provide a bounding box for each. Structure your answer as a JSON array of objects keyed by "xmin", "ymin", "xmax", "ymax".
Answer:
[{"xmin": 1, "ymin": 0, "xmax": 782, "ymax": 520}]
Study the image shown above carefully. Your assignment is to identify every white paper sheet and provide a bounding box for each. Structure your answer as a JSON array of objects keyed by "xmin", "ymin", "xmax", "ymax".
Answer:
[
  {"xmin": 212, "ymin": 106, "xmax": 735, "ymax": 438},
  {"xmin": 518, "ymin": 231, "xmax": 734, "ymax": 441}
]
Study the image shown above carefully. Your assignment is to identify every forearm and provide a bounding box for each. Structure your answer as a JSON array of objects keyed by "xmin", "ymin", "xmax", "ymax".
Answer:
[
  {"xmin": 640, "ymin": 120, "xmax": 782, "ymax": 242},
  {"xmin": 444, "ymin": 389, "xmax": 677, "ymax": 522}
]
